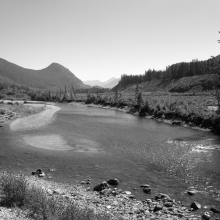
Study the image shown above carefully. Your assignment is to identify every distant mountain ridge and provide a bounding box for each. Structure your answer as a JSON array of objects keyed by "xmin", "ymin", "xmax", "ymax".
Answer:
[
  {"xmin": 83, "ymin": 77, "xmax": 120, "ymax": 88},
  {"xmin": 0, "ymin": 58, "xmax": 88, "ymax": 90}
]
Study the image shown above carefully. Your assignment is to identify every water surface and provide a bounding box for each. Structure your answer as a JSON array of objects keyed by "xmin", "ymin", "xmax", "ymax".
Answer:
[{"xmin": 1, "ymin": 102, "xmax": 220, "ymax": 209}]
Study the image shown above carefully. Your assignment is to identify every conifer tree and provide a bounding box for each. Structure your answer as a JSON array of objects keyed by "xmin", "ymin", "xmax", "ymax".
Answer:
[
  {"xmin": 135, "ymin": 83, "xmax": 140, "ymax": 104},
  {"xmin": 137, "ymin": 91, "xmax": 144, "ymax": 108},
  {"xmin": 216, "ymin": 31, "xmax": 220, "ymax": 112},
  {"xmin": 114, "ymin": 88, "xmax": 118, "ymax": 103},
  {"xmin": 87, "ymin": 91, "xmax": 91, "ymax": 100}
]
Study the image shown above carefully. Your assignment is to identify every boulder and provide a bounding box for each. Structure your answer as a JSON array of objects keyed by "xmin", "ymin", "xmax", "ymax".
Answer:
[
  {"xmin": 36, "ymin": 169, "xmax": 43, "ymax": 174},
  {"xmin": 128, "ymin": 194, "xmax": 135, "ymax": 199},
  {"xmin": 154, "ymin": 204, "xmax": 163, "ymax": 212},
  {"xmin": 191, "ymin": 201, "xmax": 201, "ymax": 210},
  {"xmin": 160, "ymin": 193, "xmax": 171, "ymax": 199},
  {"xmin": 202, "ymin": 212, "xmax": 211, "ymax": 220},
  {"xmin": 163, "ymin": 202, "xmax": 173, "ymax": 207},
  {"xmin": 111, "ymin": 191, "xmax": 118, "ymax": 196},
  {"xmin": 155, "ymin": 193, "xmax": 170, "ymax": 200},
  {"xmin": 107, "ymin": 179, "xmax": 119, "ymax": 185},
  {"xmin": 100, "ymin": 189, "xmax": 112, "ymax": 196},
  {"xmin": 143, "ymin": 187, "xmax": 151, "ymax": 193},
  {"xmin": 187, "ymin": 190, "xmax": 197, "ymax": 196},
  {"xmin": 93, "ymin": 181, "xmax": 109, "ymax": 192},
  {"xmin": 38, "ymin": 173, "xmax": 46, "ymax": 177},
  {"xmin": 36, "ymin": 169, "xmax": 45, "ymax": 177},
  {"xmin": 123, "ymin": 191, "xmax": 132, "ymax": 195},
  {"xmin": 32, "ymin": 169, "xmax": 46, "ymax": 177},
  {"xmin": 210, "ymin": 206, "xmax": 220, "ymax": 213}
]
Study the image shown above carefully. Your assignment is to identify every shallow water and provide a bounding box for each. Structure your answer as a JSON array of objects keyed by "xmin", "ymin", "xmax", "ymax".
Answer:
[{"xmin": 0, "ymin": 102, "xmax": 220, "ymax": 210}]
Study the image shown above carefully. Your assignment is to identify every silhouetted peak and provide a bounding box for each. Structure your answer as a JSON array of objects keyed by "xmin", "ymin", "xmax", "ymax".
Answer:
[
  {"xmin": 48, "ymin": 62, "xmax": 65, "ymax": 69},
  {"xmin": 45, "ymin": 63, "xmax": 72, "ymax": 74}
]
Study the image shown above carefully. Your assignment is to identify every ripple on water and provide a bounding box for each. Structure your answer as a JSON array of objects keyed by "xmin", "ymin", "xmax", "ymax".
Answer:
[{"xmin": 164, "ymin": 138, "xmax": 220, "ymax": 192}]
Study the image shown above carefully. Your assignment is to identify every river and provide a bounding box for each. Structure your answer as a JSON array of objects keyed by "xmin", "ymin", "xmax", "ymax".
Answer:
[{"xmin": 0, "ymin": 102, "xmax": 220, "ymax": 209}]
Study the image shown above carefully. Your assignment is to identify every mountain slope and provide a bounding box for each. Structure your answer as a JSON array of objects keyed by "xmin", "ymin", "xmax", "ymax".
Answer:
[
  {"xmin": 115, "ymin": 74, "xmax": 218, "ymax": 93},
  {"xmin": 0, "ymin": 58, "xmax": 88, "ymax": 90}
]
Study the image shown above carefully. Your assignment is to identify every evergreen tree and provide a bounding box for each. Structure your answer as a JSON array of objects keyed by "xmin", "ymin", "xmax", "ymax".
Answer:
[
  {"xmin": 114, "ymin": 88, "xmax": 119, "ymax": 103},
  {"xmin": 215, "ymin": 31, "xmax": 220, "ymax": 112},
  {"xmin": 137, "ymin": 91, "xmax": 144, "ymax": 108},
  {"xmin": 135, "ymin": 83, "xmax": 140, "ymax": 103}
]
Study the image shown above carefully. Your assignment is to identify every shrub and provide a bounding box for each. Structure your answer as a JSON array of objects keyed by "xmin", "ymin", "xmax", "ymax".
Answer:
[
  {"xmin": 25, "ymin": 185, "xmax": 111, "ymax": 220},
  {"xmin": 0, "ymin": 172, "xmax": 28, "ymax": 207},
  {"xmin": 0, "ymin": 172, "xmax": 112, "ymax": 219},
  {"xmin": 139, "ymin": 100, "xmax": 151, "ymax": 116},
  {"xmin": 25, "ymin": 185, "xmax": 52, "ymax": 219}
]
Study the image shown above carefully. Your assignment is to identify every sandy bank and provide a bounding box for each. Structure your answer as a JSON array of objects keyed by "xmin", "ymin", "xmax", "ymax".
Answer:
[{"xmin": 10, "ymin": 105, "xmax": 60, "ymax": 131}]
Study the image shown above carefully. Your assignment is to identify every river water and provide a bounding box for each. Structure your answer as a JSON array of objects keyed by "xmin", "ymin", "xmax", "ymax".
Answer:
[{"xmin": 0, "ymin": 102, "xmax": 220, "ymax": 209}]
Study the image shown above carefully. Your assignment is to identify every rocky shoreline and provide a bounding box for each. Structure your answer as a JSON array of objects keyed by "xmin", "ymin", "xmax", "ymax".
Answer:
[
  {"xmin": 2, "ymin": 171, "xmax": 219, "ymax": 220},
  {"xmin": 0, "ymin": 103, "xmax": 19, "ymax": 125},
  {"xmin": 0, "ymin": 100, "xmax": 44, "ymax": 124}
]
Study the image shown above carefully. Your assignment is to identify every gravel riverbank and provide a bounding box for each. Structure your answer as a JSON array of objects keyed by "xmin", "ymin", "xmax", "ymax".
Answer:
[
  {"xmin": 0, "ymin": 174, "xmax": 211, "ymax": 220},
  {"xmin": 10, "ymin": 104, "xmax": 60, "ymax": 131}
]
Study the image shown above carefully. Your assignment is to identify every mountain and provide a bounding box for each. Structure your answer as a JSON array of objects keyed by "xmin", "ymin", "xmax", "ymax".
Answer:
[
  {"xmin": 102, "ymin": 78, "xmax": 120, "ymax": 88},
  {"xmin": 0, "ymin": 58, "xmax": 88, "ymax": 90},
  {"xmin": 83, "ymin": 77, "xmax": 120, "ymax": 88},
  {"xmin": 83, "ymin": 80, "xmax": 104, "ymax": 87}
]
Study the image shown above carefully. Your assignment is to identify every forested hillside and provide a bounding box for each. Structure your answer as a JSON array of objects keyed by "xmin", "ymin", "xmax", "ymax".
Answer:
[{"xmin": 116, "ymin": 55, "xmax": 220, "ymax": 93}]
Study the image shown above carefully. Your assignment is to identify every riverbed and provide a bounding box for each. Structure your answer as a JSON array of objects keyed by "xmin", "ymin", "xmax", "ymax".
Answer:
[{"xmin": 0, "ymin": 102, "xmax": 220, "ymax": 211}]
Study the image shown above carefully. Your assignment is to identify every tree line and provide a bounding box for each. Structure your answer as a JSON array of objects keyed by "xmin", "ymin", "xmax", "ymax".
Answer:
[{"xmin": 119, "ymin": 57, "xmax": 220, "ymax": 85}]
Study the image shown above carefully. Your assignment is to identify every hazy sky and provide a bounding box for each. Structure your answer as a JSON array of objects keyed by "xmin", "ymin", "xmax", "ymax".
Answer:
[{"xmin": 0, "ymin": 0, "xmax": 220, "ymax": 81}]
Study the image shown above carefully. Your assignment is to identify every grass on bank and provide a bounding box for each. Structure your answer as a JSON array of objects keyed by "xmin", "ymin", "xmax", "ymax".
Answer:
[
  {"xmin": 0, "ymin": 101, "xmax": 45, "ymax": 118},
  {"xmin": 0, "ymin": 172, "xmax": 112, "ymax": 220}
]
